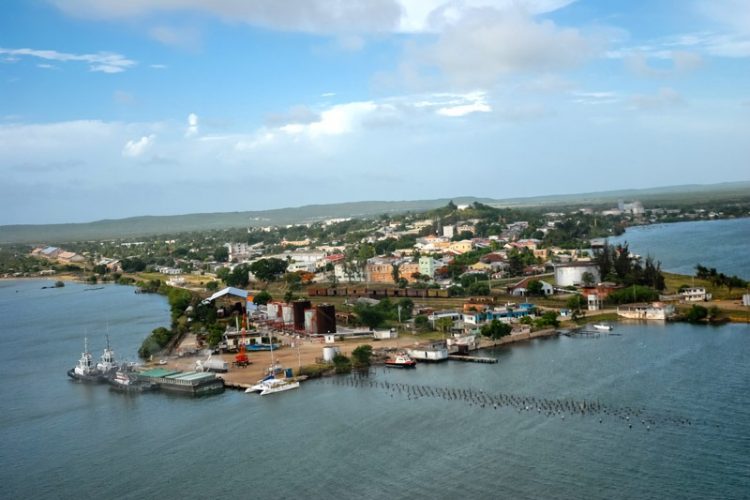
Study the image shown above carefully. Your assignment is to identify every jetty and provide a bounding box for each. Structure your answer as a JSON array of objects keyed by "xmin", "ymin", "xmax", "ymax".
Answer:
[{"xmin": 448, "ymin": 355, "xmax": 498, "ymax": 364}]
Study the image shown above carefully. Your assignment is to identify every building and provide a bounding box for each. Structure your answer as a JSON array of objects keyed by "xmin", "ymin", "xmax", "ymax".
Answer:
[
  {"xmin": 365, "ymin": 258, "xmax": 419, "ymax": 284},
  {"xmin": 617, "ymin": 302, "xmax": 676, "ymax": 320},
  {"xmin": 442, "ymin": 225, "xmax": 455, "ymax": 238},
  {"xmin": 554, "ymin": 262, "xmax": 601, "ymax": 287},
  {"xmin": 679, "ymin": 287, "xmax": 712, "ymax": 302},
  {"xmin": 419, "ymin": 256, "xmax": 438, "ymax": 279}
]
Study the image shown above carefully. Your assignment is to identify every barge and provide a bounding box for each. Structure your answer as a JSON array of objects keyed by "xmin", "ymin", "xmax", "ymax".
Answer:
[{"xmin": 137, "ymin": 368, "xmax": 224, "ymax": 396}]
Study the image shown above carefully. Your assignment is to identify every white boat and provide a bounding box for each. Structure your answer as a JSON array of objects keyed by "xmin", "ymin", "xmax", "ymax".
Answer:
[
  {"xmin": 245, "ymin": 375, "xmax": 300, "ymax": 395},
  {"xmin": 593, "ymin": 323, "xmax": 613, "ymax": 331},
  {"xmin": 67, "ymin": 337, "xmax": 104, "ymax": 382},
  {"xmin": 96, "ymin": 335, "xmax": 119, "ymax": 375}
]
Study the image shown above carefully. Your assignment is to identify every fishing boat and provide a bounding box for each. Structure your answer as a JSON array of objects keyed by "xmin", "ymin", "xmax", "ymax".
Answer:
[
  {"xmin": 384, "ymin": 352, "xmax": 417, "ymax": 368},
  {"xmin": 67, "ymin": 337, "xmax": 104, "ymax": 382},
  {"xmin": 593, "ymin": 323, "xmax": 613, "ymax": 331}
]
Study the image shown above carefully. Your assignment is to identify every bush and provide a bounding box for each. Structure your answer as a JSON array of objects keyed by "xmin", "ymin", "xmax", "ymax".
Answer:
[{"xmin": 333, "ymin": 353, "xmax": 352, "ymax": 374}]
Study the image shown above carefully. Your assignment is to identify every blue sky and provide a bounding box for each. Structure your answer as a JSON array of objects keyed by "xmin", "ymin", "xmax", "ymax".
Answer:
[{"xmin": 1, "ymin": 0, "xmax": 748, "ymax": 224}]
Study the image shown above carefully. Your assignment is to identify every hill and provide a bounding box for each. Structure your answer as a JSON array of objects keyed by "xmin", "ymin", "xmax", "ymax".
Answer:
[{"xmin": 1, "ymin": 181, "xmax": 748, "ymax": 244}]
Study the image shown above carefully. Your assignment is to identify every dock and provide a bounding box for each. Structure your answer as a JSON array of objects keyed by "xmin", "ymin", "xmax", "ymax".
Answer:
[{"xmin": 448, "ymin": 355, "xmax": 498, "ymax": 364}]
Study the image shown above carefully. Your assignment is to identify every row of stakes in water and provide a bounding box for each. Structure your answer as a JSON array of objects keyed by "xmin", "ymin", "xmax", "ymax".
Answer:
[{"xmin": 326, "ymin": 374, "xmax": 718, "ymax": 431}]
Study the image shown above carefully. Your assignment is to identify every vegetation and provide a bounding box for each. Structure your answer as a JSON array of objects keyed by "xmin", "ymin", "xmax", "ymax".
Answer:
[
  {"xmin": 695, "ymin": 264, "xmax": 748, "ymax": 293},
  {"xmin": 480, "ymin": 319, "xmax": 512, "ymax": 340},
  {"xmin": 332, "ymin": 353, "xmax": 352, "ymax": 374},
  {"xmin": 351, "ymin": 345, "xmax": 373, "ymax": 368}
]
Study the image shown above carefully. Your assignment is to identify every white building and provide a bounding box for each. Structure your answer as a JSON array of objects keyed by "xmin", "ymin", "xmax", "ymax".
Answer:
[
  {"xmin": 554, "ymin": 262, "xmax": 601, "ymax": 287},
  {"xmin": 419, "ymin": 256, "xmax": 438, "ymax": 279},
  {"xmin": 679, "ymin": 287, "xmax": 712, "ymax": 302},
  {"xmin": 617, "ymin": 302, "xmax": 676, "ymax": 320}
]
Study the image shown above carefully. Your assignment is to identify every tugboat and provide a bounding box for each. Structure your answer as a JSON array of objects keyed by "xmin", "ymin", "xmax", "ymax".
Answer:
[
  {"xmin": 384, "ymin": 352, "xmax": 417, "ymax": 369},
  {"xmin": 96, "ymin": 335, "xmax": 119, "ymax": 377},
  {"xmin": 67, "ymin": 337, "xmax": 104, "ymax": 382}
]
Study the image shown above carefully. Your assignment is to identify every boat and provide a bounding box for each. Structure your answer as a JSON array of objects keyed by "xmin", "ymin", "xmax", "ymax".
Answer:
[
  {"xmin": 593, "ymin": 323, "xmax": 613, "ymax": 331},
  {"xmin": 96, "ymin": 335, "xmax": 119, "ymax": 376},
  {"xmin": 245, "ymin": 375, "xmax": 300, "ymax": 395},
  {"xmin": 108, "ymin": 369, "xmax": 157, "ymax": 393},
  {"xmin": 67, "ymin": 337, "xmax": 104, "ymax": 382},
  {"xmin": 385, "ymin": 352, "xmax": 417, "ymax": 368}
]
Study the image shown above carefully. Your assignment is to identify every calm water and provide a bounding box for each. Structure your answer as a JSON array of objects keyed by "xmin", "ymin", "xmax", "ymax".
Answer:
[
  {"xmin": 1, "ymin": 279, "xmax": 748, "ymax": 499},
  {"xmin": 611, "ymin": 217, "xmax": 750, "ymax": 279}
]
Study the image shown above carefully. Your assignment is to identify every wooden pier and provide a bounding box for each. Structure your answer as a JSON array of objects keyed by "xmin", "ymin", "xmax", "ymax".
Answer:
[{"xmin": 448, "ymin": 355, "xmax": 498, "ymax": 364}]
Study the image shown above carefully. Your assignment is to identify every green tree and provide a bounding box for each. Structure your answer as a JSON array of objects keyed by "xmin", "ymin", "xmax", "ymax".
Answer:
[
  {"xmin": 527, "ymin": 280, "xmax": 544, "ymax": 296},
  {"xmin": 354, "ymin": 304, "xmax": 386, "ymax": 330},
  {"xmin": 205, "ymin": 280, "xmax": 220, "ymax": 292},
  {"xmin": 414, "ymin": 315, "xmax": 430, "ymax": 331},
  {"xmin": 581, "ymin": 272, "xmax": 596, "ymax": 287},
  {"xmin": 333, "ymin": 353, "xmax": 352, "ymax": 374},
  {"xmin": 249, "ymin": 258, "xmax": 288, "ymax": 282},
  {"xmin": 685, "ymin": 305, "xmax": 708, "ymax": 323},
  {"xmin": 214, "ymin": 246, "xmax": 229, "ymax": 262},
  {"xmin": 225, "ymin": 264, "xmax": 251, "ymax": 288},
  {"xmin": 436, "ymin": 317, "xmax": 454, "ymax": 335},
  {"xmin": 481, "ymin": 319, "xmax": 511, "ymax": 340},
  {"xmin": 351, "ymin": 344, "xmax": 373, "ymax": 368},
  {"xmin": 253, "ymin": 290, "xmax": 273, "ymax": 305}
]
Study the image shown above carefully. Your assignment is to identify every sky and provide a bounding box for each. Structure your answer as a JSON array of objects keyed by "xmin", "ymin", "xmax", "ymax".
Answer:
[{"xmin": 1, "ymin": 0, "xmax": 749, "ymax": 225}]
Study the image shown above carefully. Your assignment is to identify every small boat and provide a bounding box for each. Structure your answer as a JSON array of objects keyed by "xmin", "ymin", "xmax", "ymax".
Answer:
[
  {"xmin": 593, "ymin": 323, "xmax": 613, "ymax": 331},
  {"xmin": 384, "ymin": 352, "xmax": 417, "ymax": 368}
]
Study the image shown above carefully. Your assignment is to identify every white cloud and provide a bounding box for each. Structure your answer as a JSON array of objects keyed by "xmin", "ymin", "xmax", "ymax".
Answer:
[
  {"xmin": 0, "ymin": 47, "xmax": 135, "ymax": 73},
  {"xmin": 149, "ymin": 25, "xmax": 201, "ymax": 49},
  {"xmin": 415, "ymin": 8, "xmax": 591, "ymax": 87},
  {"xmin": 624, "ymin": 50, "xmax": 703, "ymax": 77},
  {"xmin": 629, "ymin": 87, "xmax": 685, "ymax": 110},
  {"xmin": 186, "ymin": 113, "xmax": 199, "ymax": 137},
  {"xmin": 49, "ymin": 0, "xmax": 576, "ymax": 35},
  {"xmin": 122, "ymin": 135, "xmax": 155, "ymax": 157}
]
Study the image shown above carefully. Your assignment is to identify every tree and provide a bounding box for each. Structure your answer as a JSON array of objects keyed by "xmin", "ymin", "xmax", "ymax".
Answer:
[
  {"xmin": 351, "ymin": 345, "xmax": 373, "ymax": 368},
  {"xmin": 391, "ymin": 263, "xmax": 400, "ymax": 284},
  {"xmin": 436, "ymin": 317, "xmax": 454, "ymax": 335},
  {"xmin": 355, "ymin": 304, "xmax": 386, "ymax": 330},
  {"xmin": 225, "ymin": 264, "xmax": 251, "ymax": 288},
  {"xmin": 527, "ymin": 280, "xmax": 544, "ymax": 296},
  {"xmin": 121, "ymin": 257, "xmax": 146, "ymax": 273},
  {"xmin": 205, "ymin": 280, "xmax": 219, "ymax": 292},
  {"xmin": 249, "ymin": 258, "xmax": 287, "ymax": 283},
  {"xmin": 253, "ymin": 290, "xmax": 272, "ymax": 306},
  {"xmin": 414, "ymin": 315, "xmax": 430, "ymax": 331},
  {"xmin": 685, "ymin": 305, "xmax": 708, "ymax": 323},
  {"xmin": 213, "ymin": 246, "xmax": 229, "ymax": 262},
  {"xmin": 581, "ymin": 272, "xmax": 596, "ymax": 287},
  {"xmin": 481, "ymin": 319, "xmax": 511, "ymax": 340},
  {"xmin": 333, "ymin": 353, "xmax": 352, "ymax": 374}
]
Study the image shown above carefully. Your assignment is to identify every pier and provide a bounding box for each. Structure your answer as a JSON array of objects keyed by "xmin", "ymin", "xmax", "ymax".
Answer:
[{"xmin": 448, "ymin": 355, "xmax": 498, "ymax": 364}]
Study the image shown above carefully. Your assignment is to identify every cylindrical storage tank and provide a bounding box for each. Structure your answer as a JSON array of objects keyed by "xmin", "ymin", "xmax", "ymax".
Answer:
[
  {"xmin": 316, "ymin": 304, "xmax": 336, "ymax": 334},
  {"xmin": 304, "ymin": 309, "xmax": 316, "ymax": 334},
  {"xmin": 281, "ymin": 304, "xmax": 293, "ymax": 325},
  {"xmin": 322, "ymin": 345, "xmax": 340, "ymax": 362},
  {"xmin": 292, "ymin": 300, "xmax": 311, "ymax": 330}
]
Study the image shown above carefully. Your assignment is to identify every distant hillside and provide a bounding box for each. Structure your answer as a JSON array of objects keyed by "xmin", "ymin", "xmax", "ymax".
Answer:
[{"xmin": 1, "ymin": 181, "xmax": 748, "ymax": 244}]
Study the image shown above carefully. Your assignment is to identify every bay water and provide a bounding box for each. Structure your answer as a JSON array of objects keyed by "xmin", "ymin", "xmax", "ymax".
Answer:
[{"xmin": 610, "ymin": 217, "xmax": 750, "ymax": 279}]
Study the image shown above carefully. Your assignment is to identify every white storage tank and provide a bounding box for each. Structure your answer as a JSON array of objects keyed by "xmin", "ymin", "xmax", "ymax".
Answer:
[
  {"xmin": 554, "ymin": 262, "xmax": 600, "ymax": 287},
  {"xmin": 304, "ymin": 308, "xmax": 316, "ymax": 334},
  {"xmin": 322, "ymin": 345, "xmax": 341, "ymax": 362}
]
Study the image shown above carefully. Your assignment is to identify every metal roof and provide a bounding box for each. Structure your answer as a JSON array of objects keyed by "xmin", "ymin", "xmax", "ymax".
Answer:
[{"xmin": 201, "ymin": 286, "xmax": 249, "ymax": 305}]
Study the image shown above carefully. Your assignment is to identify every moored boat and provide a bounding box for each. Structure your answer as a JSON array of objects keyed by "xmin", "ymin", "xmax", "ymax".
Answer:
[
  {"xmin": 593, "ymin": 323, "xmax": 613, "ymax": 331},
  {"xmin": 385, "ymin": 352, "xmax": 417, "ymax": 368},
  {"xmin": 108, "ymin": 369, "xmax": 157, "ymax": 393},
  {"xmin": 245, "ymin": 373, "xmax": 300, "ymax": 395},
  {"xmin": 68, "ymin": 337, "xmax": 105, "ymax": 382}
]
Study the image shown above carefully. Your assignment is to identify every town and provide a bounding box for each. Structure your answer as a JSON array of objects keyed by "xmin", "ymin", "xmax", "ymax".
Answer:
[{"xmin": 5, "ymin": 197, "xmax": 749, "ymax": 391}]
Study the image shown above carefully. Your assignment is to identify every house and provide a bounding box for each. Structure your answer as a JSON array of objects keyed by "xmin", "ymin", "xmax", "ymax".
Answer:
[
  {"xmin": 679, "ymin": 287, "xmax": 712, "ymax": 302},
  {"xmin": 418, "ymin": 256, "xmax": 438, "ymax": 279},
  {"xmin": 617, "ymin": 302, "xmax": 676, "ymax": 320},
  {"xmin": 448, "ymin": 240, "xmax": 473, "ymax": 254},
  {"xmin": 57, "ymin": 251, "xmax": 85, "ymax": 264},
  {"xmin": 508, "ymin": 278, "xmax": 554, "ymax": 297}
]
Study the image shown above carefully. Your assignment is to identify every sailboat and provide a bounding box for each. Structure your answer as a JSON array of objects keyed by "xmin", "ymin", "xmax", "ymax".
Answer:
[{"xmin": 245, "ymin": 329, "xmax": 299, "ymax": 396}]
